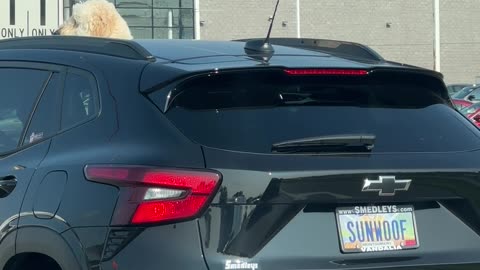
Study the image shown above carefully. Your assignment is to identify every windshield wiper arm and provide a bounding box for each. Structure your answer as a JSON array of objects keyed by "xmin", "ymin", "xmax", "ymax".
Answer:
[{"xmin": 271, "ymin": 134, "xmax": 375, "ymax": 153}]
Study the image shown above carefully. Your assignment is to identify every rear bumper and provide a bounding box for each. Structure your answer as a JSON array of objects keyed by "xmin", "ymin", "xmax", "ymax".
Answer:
[
  {"xmin": 343, "ymin": 264, "xmax": 480, "ymax": 270},
  {"xmin": 97, "ymin": 216, "xmax": 480, "ymax": 270},
  {"xmin": 198, "ymin": 202, "xmax": 480, "ymax": 270}
]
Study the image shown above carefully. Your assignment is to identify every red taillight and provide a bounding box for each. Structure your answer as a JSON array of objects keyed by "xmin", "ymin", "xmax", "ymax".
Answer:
[
  {"xmin": 84, "ymin": 165, "xmax": 221, "ymax": 225},
  {"xmin": 142, "ymin": 170, "xmax": 219, "ymax": 195},
  {"xmin": 284, "ymin": 69, "xmax": 369, "ymax": 76},
  {"xmin": 131, "ymin": 195, "xmax": 208, "ymax": 224}
]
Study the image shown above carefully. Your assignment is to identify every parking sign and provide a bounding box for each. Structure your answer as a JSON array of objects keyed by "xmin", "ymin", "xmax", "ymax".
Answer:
[{"xmin": 0, "ymin": 0, "xmax": 63, "ymax": 39}]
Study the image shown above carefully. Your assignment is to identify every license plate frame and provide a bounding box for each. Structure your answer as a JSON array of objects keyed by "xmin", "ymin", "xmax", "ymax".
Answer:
[{"xmin": 335, "ymin": 205, "xmax": 420, "ymax": 253}]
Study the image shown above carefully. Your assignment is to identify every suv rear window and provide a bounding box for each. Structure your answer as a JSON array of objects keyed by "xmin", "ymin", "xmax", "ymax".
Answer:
[{"xmin": 151, "ymin": 69, "xmax": 480, "ymax": 154}]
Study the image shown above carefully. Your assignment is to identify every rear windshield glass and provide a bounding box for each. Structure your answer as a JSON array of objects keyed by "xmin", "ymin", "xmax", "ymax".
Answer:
[{"xmin": 152, "ymin": 70, "xmax": 480, "ymax": 154}]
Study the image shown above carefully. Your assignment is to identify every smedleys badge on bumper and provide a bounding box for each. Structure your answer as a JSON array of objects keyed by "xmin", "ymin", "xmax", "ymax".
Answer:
[{"xmin": 225, "ymin": 260, "xmax": 259, "ymax": 270}]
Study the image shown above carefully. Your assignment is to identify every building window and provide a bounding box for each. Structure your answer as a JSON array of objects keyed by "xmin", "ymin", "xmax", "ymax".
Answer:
[
  {"xmin": 63, "ymin": 0, "xmax": 72, "ymax": 20},
  {"xmin": 66, "ymin": 0, "xmax": 194, "ymax": 39}
]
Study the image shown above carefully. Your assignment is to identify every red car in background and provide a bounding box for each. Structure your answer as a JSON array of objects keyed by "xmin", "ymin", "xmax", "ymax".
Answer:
[
  {"xmin": 450, "ymin": 86, "xmax": 480, "ymax": 110},
  {"xmin": 460, "ymin": 103, "xmax": 480, "ymax": 127},
  {"xmin": 452, "ymin": 99, "xmax": 473, "ymax": 110}
]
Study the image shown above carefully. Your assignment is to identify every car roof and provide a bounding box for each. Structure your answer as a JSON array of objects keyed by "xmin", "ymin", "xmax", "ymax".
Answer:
[
  {"xmin": 0, "ymin": 36, "xmax": 439, "ymax": 74},
  {"xmin": 134, "ymin": 39, "xmax": 429, "ymax": 71}
]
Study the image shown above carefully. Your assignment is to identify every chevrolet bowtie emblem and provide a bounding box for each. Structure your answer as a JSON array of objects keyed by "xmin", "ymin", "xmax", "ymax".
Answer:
[{"xmin": 362, "ymin": 176, "xmax": 412, "ymax": 196}]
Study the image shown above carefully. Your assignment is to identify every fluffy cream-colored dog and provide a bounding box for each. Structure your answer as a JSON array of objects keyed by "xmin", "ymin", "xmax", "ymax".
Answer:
[{"xmin": 55, "ymin": 0, "xmax": 133, "ymax": 40}]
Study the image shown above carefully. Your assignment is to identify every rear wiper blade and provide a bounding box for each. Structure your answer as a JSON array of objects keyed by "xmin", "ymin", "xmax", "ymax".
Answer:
[{"xmin": 271, "ymin": 134, "xmax": 375, "ymax": 153}]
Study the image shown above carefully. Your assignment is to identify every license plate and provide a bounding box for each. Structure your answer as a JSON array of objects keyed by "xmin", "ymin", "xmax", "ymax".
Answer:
[{"xmin": 335, "ymin": 205, "xmax": 419, "ymax": 253}]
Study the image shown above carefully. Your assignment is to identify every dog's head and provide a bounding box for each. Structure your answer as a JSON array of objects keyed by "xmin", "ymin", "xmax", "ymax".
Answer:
[{"xmin": 54, "ymin": 0, "xmax": 133, "ymax": 40}]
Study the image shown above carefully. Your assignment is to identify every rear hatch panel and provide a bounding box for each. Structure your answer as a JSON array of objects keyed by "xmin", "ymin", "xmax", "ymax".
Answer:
[
  {"xmin": 199, "ymin": 148, "xmax": 480, "ymax": 269},
  {"xmin": 147, "ymin": 68, "xmax": 480, "ymax": 269}
]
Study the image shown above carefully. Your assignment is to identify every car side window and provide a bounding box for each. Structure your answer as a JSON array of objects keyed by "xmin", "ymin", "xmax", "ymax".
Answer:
[
  {"xmin": 23, "ymin": 73, "xmax": 63, "ymax": 145},
  {"xmin": 469, "ymin": 88, "xmax": 480, "ymax": 101},
  {"xmin": 0, "ymin": 68, "xmax": 50, "ymax": 153},
  {"xmin": 61, "ymin": 70, "xmax": 99, "ymax": 129}
]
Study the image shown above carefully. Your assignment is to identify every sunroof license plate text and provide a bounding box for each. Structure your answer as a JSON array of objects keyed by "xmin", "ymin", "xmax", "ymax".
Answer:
[{"xmin": 336, "ymin": 205, "xmax": 419, "ymax": 253}]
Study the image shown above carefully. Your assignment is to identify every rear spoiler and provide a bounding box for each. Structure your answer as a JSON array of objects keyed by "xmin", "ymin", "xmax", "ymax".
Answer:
[{"xmin": 141, "ymin": 67, "xmax": 451, "ymax": 113}]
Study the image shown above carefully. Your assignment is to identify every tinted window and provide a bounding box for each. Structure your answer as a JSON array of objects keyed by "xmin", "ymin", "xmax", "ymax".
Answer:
[
  {"xmin": 156, "ymin": 70, "xmax": 480, "ymax": 154},
  {"xmin": 0, "ymin": 68, "xmax": 50, "ymax": 153},
  {"xmin": 23, "ymin": 73, "xmax": 62, "ymax": 145},
  {"xmin": 61, "ymin": 71, "xmax": 98, "ymax": 129}
]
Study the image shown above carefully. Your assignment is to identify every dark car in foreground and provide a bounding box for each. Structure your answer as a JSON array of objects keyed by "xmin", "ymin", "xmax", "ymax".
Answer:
[{"xmin": 0, "ymin": 36, "xmax": 478, "ymax": 270}]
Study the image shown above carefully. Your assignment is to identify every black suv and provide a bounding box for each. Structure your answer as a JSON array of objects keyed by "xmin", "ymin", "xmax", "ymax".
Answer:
[{"xmin": 0, "ymin": 36, "xmax": 478, "ymax": 270}]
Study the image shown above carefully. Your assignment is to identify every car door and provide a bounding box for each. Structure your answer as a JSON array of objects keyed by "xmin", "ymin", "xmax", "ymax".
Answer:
[{"xmin": 0, "ymin": 62, "xmax": 63, "ymax": 262}]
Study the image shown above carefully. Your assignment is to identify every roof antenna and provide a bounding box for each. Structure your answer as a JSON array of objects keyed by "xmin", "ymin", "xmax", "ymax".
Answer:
[{"xmin": 244, "ymin": 0, "xmax": 280, "ymax": 62}]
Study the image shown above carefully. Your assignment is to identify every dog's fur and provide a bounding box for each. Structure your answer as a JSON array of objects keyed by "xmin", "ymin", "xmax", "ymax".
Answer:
[{"xmin": 56, "ymin": 0, "xmax": 133, "ymax": 40}]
